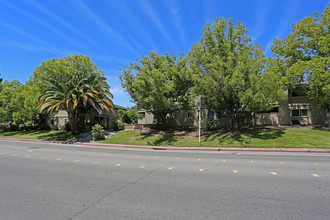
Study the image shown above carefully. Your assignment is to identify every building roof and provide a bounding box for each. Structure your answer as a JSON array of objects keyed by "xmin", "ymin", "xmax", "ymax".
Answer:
[{"xmin": 114, "ymin": 104, "xmax": 127, "ymax": 110}]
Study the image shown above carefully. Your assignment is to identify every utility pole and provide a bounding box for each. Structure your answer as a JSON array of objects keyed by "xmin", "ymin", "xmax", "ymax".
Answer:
[{"xmin": 198, "ymin": 96, "xmax": 201, "ymax": 142}]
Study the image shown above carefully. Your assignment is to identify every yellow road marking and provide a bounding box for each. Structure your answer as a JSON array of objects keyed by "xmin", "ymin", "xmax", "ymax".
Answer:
[
  {"xmin": 94, "ymin": 162, "xmax": 100, "ymax": 165},
  {"xmin": 199, "ymin": 169, "xmax": 204, "ymax": 172},
  {"xmin": 314, "ymin": 163, "xmax": 319, "ymax": 166},
  {"xmin": 25, "ymin": 155, "xmax": 31, "ymax": 158},
  {"xmin": 250, "ymin": 161, "xmax": 254, "ymax": 163},
  {"xmin": 176, "ymin": 157, "xmax": 179, "ymax": 160},
  {"xmin": 115, "ymin": 163, "xmax": 122, "ymax": 166},
  {"xmin": 233, "ymin": 170, "xmax": 238, "ymax": 173},
  {"xmin": 311, "ymin": 174, "xmax": 321, "ymax": 177},
  {"xmin": 270, "ymin": 172, "xmax": 278, "ymax": 175},
  {"xmin": 56, "ymin": 158, "xmax": 62, "ymax": 161},
  {"xmin": 74, "ymin": 160, "xmax": 80, "ymax": 163},
  {"xmin": 140, "ymin": 165, "xmax": 146, "ymax": 168},
  {"xmin": 169, "ymin": 167, "xmax": 174, "ymax": 170},
  {"xmin": 223, "ymin": 160, "xmax": 226, "ymax": 162},
  {"xmin": 41, "ymin": 156, "xmax": 46, "ymax": 159},
  {"xmin": 198, "ymin": 158, "xmax": 201, "ymax": 161}
]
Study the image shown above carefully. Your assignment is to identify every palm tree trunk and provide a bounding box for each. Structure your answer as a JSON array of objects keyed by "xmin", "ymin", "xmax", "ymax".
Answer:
[
  {"xmin": 78, "ymin": 110, "xmax": 87, "ymax": 133},
  {"xmin": 68, "ymin": 110, "xmax": 79, "ymax": 135}
]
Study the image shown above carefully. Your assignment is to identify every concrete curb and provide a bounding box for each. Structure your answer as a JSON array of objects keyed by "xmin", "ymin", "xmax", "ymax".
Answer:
[{"xmin": 1, "ymin": 137, "xmax": 330, "ymax": 153}]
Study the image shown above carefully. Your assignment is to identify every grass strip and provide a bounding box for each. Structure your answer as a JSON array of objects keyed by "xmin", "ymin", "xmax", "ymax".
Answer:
[
  {"xmin": 0, "ymin": 130, "xmax": 73, "ymax": 141},
  {"xmin": 103, "ymin": 128, "xmax": 330, "ymax": 148}
]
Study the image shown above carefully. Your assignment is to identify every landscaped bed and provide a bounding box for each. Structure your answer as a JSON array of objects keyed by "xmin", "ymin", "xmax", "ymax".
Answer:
[{"xmin": 103, "ymin": 127, "xmax": 330, "ymax": 148}]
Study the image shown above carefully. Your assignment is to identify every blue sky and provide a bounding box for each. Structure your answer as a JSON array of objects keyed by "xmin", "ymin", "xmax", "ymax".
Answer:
[{"xmin": 0, "ymin": 0, "xmax": 328, "ymax": 107}]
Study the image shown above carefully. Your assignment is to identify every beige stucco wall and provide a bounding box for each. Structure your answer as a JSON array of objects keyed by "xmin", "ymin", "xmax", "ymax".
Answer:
[
  {"xmin": 138, "ymin": 108, "xmax": 232, "ymax": 128},
  {"xmin": 49, "ymin": 108, "xmax": 121, "ymax": 130},
  {"xmin": 255, "ymin": 90, "xmax": 326, "ymax": 125},
  {"xmin": 137, "ymin": 90, "xmax": 326, "ymax": 128},
  {"xmin": 138, "ymin": 110, "xmax": 155, "ymax": 125}
]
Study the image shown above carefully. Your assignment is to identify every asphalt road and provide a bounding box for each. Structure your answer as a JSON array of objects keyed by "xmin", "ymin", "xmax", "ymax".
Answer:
[{"xmin": 0, "ymin": 140, "xmax": 329, "ymax": 220}]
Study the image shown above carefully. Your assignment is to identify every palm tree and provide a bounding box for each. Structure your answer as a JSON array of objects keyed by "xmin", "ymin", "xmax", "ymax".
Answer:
[
  {"xmin": 35, "ymin": 71, "xmax": 114, "ymax": 135},
  {"xmin": 76, "ymin": 73, "xmax": 114, "ymax": 132}
]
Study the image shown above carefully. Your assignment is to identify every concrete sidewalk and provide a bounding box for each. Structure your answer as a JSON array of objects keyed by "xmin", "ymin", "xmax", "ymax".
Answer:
[{"xmin": 1, "ymin": 137, "xmax": 330, "ymax": 153}]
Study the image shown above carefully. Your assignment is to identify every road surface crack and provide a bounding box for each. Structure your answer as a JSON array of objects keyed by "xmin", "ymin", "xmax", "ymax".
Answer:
[{"xmin": 67, "ymin": 162, "xmax": 172, "ymax": 220}]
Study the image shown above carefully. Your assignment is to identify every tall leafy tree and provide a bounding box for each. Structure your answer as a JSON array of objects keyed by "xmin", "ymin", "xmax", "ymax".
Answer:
[
  {"xmin": 120, "ymin": 51, "xmax": 193, "ymax": 128},
  {"xmin": 0, "ymin": 75, "xmax": 42, "ymax": 127},
  {"xmin": 9, "ymin": 81, "xmax": 42, "ymax": 126},
  {"xmin": 118, "ymin": 106, "xmax": 138, "ymax": 124},
  {"xmin": 34, "ymin": 55, "xmax": 114, "ymax": 134},
  {"xmin": 0, "ymin": 80, "xmax": 23, "ymax": 123},
  {"xmin": 272, "ymin": 4, "xmax": 330, "ymax": 126},
  {"xmin": 189, "ymin": 18, "xmax": 284, "ymax": 128}
]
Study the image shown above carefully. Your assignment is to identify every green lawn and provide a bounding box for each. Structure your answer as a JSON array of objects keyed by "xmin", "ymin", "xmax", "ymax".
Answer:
[
  {"xmin": 0, "ymin": 130, "xmax": 73, "ymax": 141},
  {"xmin": 103, "ymin": 128, "xmax": 330, "ymax": 148}
]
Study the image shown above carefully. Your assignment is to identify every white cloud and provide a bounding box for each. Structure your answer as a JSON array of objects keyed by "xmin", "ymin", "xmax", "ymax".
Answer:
[
  {"xmin": 170, "ymin": 6, "xmax": 186, "ymax": 48},
  {"xmin": 136, "ymin": 0, "xmax": 175, "ymax": 49},
  {"xmin": 1, "ymin": 1, "xmax": 88, "ymax": 51},
  {"xmin": 0, "ymin": 39, "xmax": 77, "ymax": 56},
  {"xmin": 203, "ymin": 0, "xmax": 216, "ymax": 24},
  {"xmin": 25, "ymin": 0, "xmax": 98, "ymax": 48},
  {"xmin": 251, "ymin": 0, "xmax": 273, "ymax": 42},
  {"xmin": 75, "ymin": 0, "xmax": 140, "ymax": 57}
]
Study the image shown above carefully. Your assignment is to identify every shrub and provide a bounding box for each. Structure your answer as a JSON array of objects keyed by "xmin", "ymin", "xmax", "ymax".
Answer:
[
  {"xmin": 0, "ymin": 127, "xmax": 6, "ymax": 133},
  {"xmin": 201, "ymin": 119, "xmax": 218, "ymax": 130},
  {"xmin": 118, "ymin": 107, "xmax": 138, "ymax": 124},
  {"xmin": 8, "ymin": 125, "xmax": 19, "ymax": 132},
  {"xmin": 92, "ymin": 124, "xmax": 105, "ymax": 141},
  {"xmin": 65, "ymin": 122, "xmax": 71, "ymax": 131},
  {"xmin": 39, "ymin": 125, "xmax": 51, "ymax": 131},
  {"xmin": 113, "ymin": 120, "xmax": 124, "ymax": 131}
]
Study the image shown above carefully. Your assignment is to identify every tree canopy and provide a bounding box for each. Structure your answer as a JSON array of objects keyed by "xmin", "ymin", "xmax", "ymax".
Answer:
[
  {"xmin": 120, "ymin": 51, "xmax": 193, "ymax": 128},
  {"xmin": 188, "ymin": 18, "xmax": 284, "ymax": 128},
  {"xmin": 118, "ymin": 106, "xmax": 138, "ymax": 124},
  {"xmin": 34, "ymin": 54, "xmax": 114, "ymax": 134},
  {"xmin": 272, "ymin": 3, "xmax": 330, "ymax": 125},
  {"xmin": 0, "ymin": 80, "xmax": 23, "ymax": 123}
]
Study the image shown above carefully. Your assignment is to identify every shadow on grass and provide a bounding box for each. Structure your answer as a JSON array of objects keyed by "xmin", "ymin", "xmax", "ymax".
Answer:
[
  {"xmin": 140, "ymin": 131, "xmax": 176, "ymax": 146},
  {"xmin": 138, "ymin": 127, "xmax": 286, "ymax": 147},
  {"xmin": 0, "ymin": 130, "xmax": 72, "ymax": 141},
  {"xmin": 244, "ymin": 128, "xmax": 285, "ymax": 139},
  {"xmin": 37, "ymin": 131, "xmax": 73, "ymax": 141},
  {"xmin": 204, "ymin": 127, "xmax": 286, "ymax": 147},
  {"xmin": 0, "ymin": 130, "xmax": 47, "ymax": 136},
  {"xmin": 312, "ymin": 128, "xmax": 330, "ymax": 132}
]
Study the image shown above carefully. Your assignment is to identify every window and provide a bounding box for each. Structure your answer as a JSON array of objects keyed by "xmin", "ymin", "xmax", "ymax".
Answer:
[
  {"xmin": 292, "ymin": 110, "xmax": 300, "ymax": 117},
  {"xmin": 257, "ymin": 107, "xmax": 279, "ymax": 113},
  {"xmin": 292, "ymin": 109, "xmax": 308, "ymax": 117},
  {"xmin": 187, "ymin": 112, "xmax": 192, "ymax": 119},
  {"xmin": 139, "ymin": 112, "xmax": 145, "ymax": 119},
  {"xmin": 300, "ymin": 109, "xmax": 308, "ymax": 117},
  {"xmin": 208, "ymin": 111, "xmax": 217, "ymax": 119}
]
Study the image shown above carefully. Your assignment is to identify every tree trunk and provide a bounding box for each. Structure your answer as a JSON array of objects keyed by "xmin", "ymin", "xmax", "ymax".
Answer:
[
  {"xmin": 325, "ymin": 105, "xmax": 330, "ymax": 127},
  {"xmin": 77, "ymin": 110, "xmax": 87, "ymax": 133},
  {"xmin": 77, "ymin": 113, "xmax": 86, "ymax": 133},
  {"xmin": 230, "ymin": 110, "xmax": 238, "ymax": 130},
  {"xmin": 68, "ymin": 110, "xmax": 79, "ymax": 135},
  {"xmin": 155, "ymin": 112, "xmax": 168, "ymax": 130}
]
